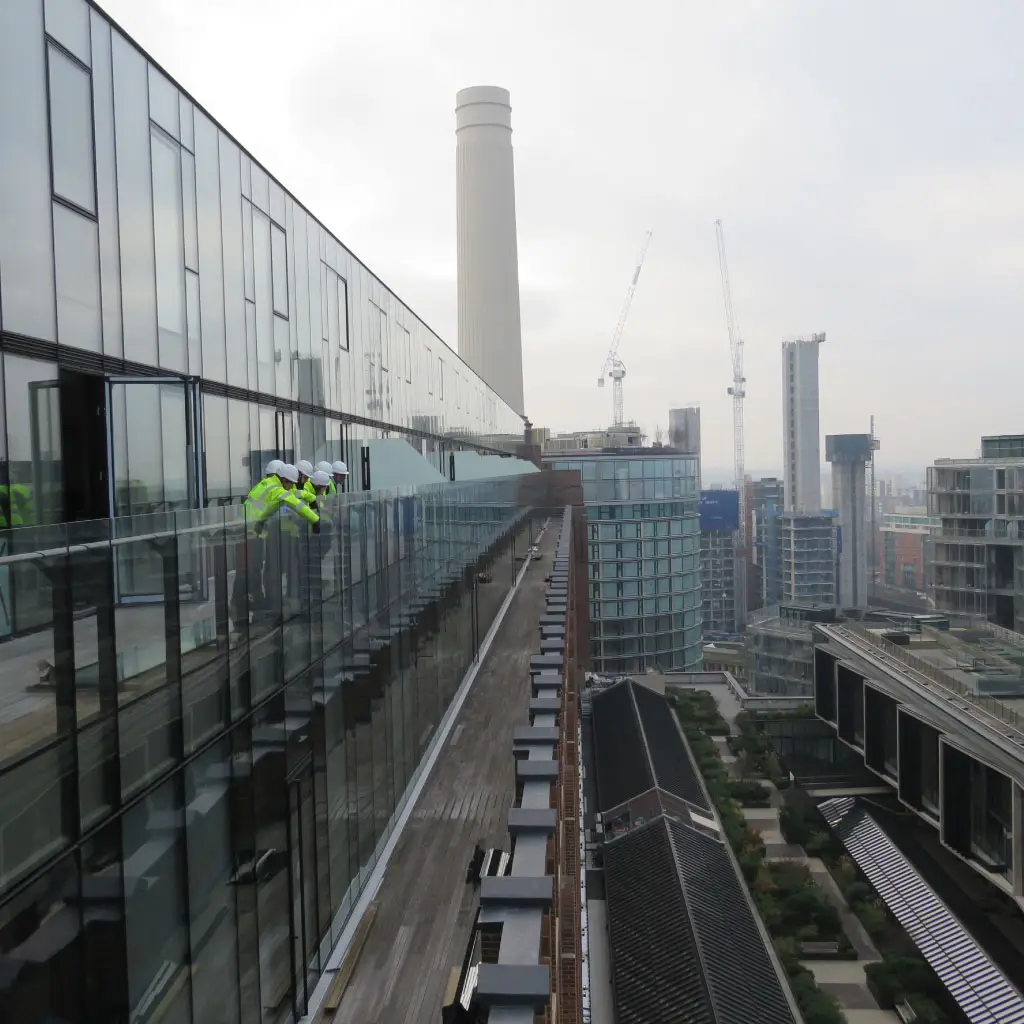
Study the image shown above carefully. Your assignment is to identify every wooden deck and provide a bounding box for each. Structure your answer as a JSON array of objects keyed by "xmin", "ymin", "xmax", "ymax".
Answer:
[{"xmin": 325, "ymin": 521, "xmax": 556, "ymax": 1024}]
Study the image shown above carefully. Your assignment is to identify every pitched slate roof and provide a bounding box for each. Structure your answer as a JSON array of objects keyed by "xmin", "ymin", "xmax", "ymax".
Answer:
[
  {"xmin": 602, "ymin": 816, "xmax": 799, "ymax": 1024},
  {"xmin": 591, "ymin": 679, "xmax": 709, "ymax": 813}
]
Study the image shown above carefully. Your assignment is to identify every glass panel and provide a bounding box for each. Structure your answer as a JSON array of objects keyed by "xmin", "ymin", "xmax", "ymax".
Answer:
[
  {"xmin": 203, "ymin": 393, "xmax": 230, "ymax": 504},
  {"xmin": 45, "ymin": 0, "xmax": 91, "ymax": 64},
  {"xmin": 109, "ymin": 380, "xmax": 189, "ymax": 517},
  {"xmin": 0, "ymin": 0, "xmax": 57, "ymax": 340},
  {"xmin": 152, "ymin": 127, "xmax": 187, "ymax": 372},
  {"xmin": 186, "ymin": 269, "xmax": 202, "ymax": 375},
  {"xmin": 186, "ymin": 741, "xmax": 242, "ymax": 1024},
  {"xmin": 275, "ymin": 315, "xmax": 291, "ymax": 399},
  {"xmin": 270, "ymin": 179, "xmax": 285, "ymax": 225},
  {"xmin": 0, "ymin": 852, "xmax": 85, "ymax": 1021},
  {"xmin": 82, "ymin": 821, "xmax": 130, "ymax": 1018},
  {"xmin": 5, "ymin": 355, "xmax": 64, "ymax": 526},
  {"xmin": 220, "ymin": 139, "xmax": 247, "ymax": 389},
  {"xmin": 53, "ymin": 202, "xmax": 102, "ymax": 351},
  {"xmin": 194, "ymin": 111, "xmax": 227, "ymax": 382},
  {"xmin": 250, "ymin": 162, "xmax": 269, "ymax": 213},
  {"xmin": 123, "ymin": 775, "xmax": 193, "ymax": 1022},
  {"xmin": 48, "ymin": 43, "xmax": 96, "ymax": 212},
  {"xmin": 112, "ymin": 34, "xmax": 158, "ymax": 364},
  {"xmin": 90, "ymin": 11, "xmax": 123, "ymax": 358},
  {"xmin": 242, "ymin": 198, "xmax": 255, "ymax": 302},
  {"xmin": 180, "ymin": 95, "xmax": 195, "ymax": 151},
  {"xmin": 271, "ymin": 223, "xmax": 288, "ymax": 317},
  {"xmin": 182, "ymin": 149, "xmax": 199, "ymax": 272},
  {"xmin": 252, "ymin": 208, "xmax": 274, "ymax": 393},
  {"xmin": 148, "ymin": 64, "xmax": 180, "ymax": 138}
]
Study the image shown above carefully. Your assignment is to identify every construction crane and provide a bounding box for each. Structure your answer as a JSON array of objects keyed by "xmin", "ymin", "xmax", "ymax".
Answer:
[
  {"xmin": 598, "ymin": 231, "xmax": 652, "ymax": 427},
  {"xmin": 715, "ymin": 219, "xmax": 747, "ymax": 547}
]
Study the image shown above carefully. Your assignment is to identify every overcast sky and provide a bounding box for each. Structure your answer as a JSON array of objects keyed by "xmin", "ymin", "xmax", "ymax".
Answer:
[{"xmin": 103, "ymin": 0, "xmax": 1023, "ymax": 479}]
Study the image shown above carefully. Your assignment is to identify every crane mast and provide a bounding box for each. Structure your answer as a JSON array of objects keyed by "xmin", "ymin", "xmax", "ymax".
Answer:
[
  {"xmin": 716, "ymin": 219, "xmax": 748, "ymax": 629},
  {"xmin": 715, "ymin": 219, "xmax": 746, "ymax": 540},
  {"xmin": 598, "ymin": 231, "xmax": 652, "ymax": 427}
]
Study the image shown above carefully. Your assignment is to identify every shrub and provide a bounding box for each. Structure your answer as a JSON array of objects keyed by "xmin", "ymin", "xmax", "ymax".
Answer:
[
  {"xmin": 855, "ymin": 901, "xmax": 889, "ymax": 941},
  {"xmin": 778, "ymin": 805, "xmax": 812, "ymax": 846},
  {"xmin": 804, "ymin": 830, "xmax": 833, "ymax": 855},
  {"xmin": 866, "ymin": 954, "xmax": 940, "ymax": 1006},
  {"xmin": 843, "ymin": 881, "xmax": 874, "ymax": 906},
  {"xmin": 905, "ymin": 994, "xmax": 948, "ymax": 1024},
  {"xmin": 727, "ymin": 780, "xmax": 772, "ymax": 806}
]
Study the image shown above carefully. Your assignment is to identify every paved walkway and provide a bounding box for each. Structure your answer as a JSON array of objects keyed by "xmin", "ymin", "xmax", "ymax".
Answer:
[
  {"xmin": 324, "ymin": 525, "xmax": 557, "ymax": 1024},
  {"xmin": 688, "ymin": 682, "xmax": 895, "ymax": 1021}
]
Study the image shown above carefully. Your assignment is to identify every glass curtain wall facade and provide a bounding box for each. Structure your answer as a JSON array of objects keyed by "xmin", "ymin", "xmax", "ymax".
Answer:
[
  {"xmin": 0, "ymin": 2, "xmax": 537, "ymax": 1022},
  {"xmin": 0, "ymin": 481, "xmax": 532, "ymax": 1023},
  {"xmin": 548, "ymin": 451, "xmax": 701, "ymax": 672},
  {"xmin": 0, "ymin": 0, "xmax": 525, "ymax": 552}
]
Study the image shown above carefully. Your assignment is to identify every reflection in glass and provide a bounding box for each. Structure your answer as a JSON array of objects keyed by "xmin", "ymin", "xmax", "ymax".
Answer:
[
  {"xmin": 185, "ymin": 742, "xmax": 242, "ymax": 1024},
  {"xmin": 48, "ymin": 43, "xmax": 96, "ymax": 213},
  {"xmin": 0, "ymin": 852, "xmax": 84, "ymax": 1022},
  {"xmin": 112, "ymin": 34, "xmax": 158, "ymax": 364},
  {"xmin": 148, "ymin": 64, "xmax": 180, "ymax": 138},
  {"xmin": 152, "ymin": 127, "xmax": 187, "ymax": 373},
  {"xmin": 45, "ymin": 0, "xmax": 92, "ymax": 65},
  {"xmin": 194, "ymin": 111, "xmax": 227, "ymax": 382},
  {"xmin": 90, "ymin": 10, "xmax": 124, "ymax": 358},
  {"xmin": 0, "ymin": 1, "xmax": 57, "ymax": 341},
  {"xmin": 123, "ymin": 776, "xmax": 193, "ymax": 1023},
  {"xmin": 53, "ymin": 202, "xmax": 102, "ymax": 351}
]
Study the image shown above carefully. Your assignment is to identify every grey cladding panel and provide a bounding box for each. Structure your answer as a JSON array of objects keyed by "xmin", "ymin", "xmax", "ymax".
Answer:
[{"xmin": 476, "ymin": 964, "xmax": 551, "ymax": 1006}]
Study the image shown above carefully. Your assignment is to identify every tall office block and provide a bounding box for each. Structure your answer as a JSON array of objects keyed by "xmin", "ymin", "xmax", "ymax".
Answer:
[
  {"xmin": 782, "ymin": 335, "xmax": 825, "ymax": 513},
  {"xmin": 455, "ymin": 86, "xmax": 525, "ymax": 415},
  {"xmin": 827, "ymin": 434, "xmax": 875, "ymax": 608}
]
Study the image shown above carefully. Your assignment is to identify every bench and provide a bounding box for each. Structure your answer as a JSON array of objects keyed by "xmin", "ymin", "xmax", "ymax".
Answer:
[
  {"xmin": 798, "ymin": 940, "xmax": 840, "ymax": 957},
  {"xmin": 321, "ymin": 901, "xmax": 379, "ymax": 1014}
]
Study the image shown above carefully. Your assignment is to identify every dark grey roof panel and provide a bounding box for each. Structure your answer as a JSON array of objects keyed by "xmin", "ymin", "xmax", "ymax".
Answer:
[
  {"xmin": 821, "ymin": 797, "xmax": 1024, "ymax": 1024},
  {"xmin": 631, "ymin": 682, "xmax": 710, "ymax": 811},
  {"xmin": 666, "ymin": 818, "xmax": 798, "ymax": 1024},
  {"xmin": 591, "ymin": 682, "xmax": 653, "ymax": 811},
  {"xmin": 602, "ymin": 818, "xmax": 716, "ymax": 1024}
]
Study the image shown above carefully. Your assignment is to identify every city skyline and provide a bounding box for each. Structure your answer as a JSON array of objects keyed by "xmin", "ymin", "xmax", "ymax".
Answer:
[{"xmin": 102, "ymin": 0, "xmax": 1024, "ymax": 470}]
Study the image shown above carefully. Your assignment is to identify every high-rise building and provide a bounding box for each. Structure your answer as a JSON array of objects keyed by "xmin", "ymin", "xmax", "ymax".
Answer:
[
  {"xmin": 928, "ymin": 434, "xmax": 1024, "ymax": 632},
  {"xmin": 669, "ymin": 405, "xmax": 701, "ymax": 456},
  {"xmin": 547, "ymin": 447, "xmax": 702, "ymax": 672},
  {"xmin": 826, "ymin": 433, "xmax": 875, "ymax": 608},
  {"xmin": 746, "ymin": 476, "xmax": 785, "ymax": 610},
  {"xmin": 455, "ymin": 86, "xmax": 525, "ymax": 415},
  {"xmin": 782, "ymin": 334, "xmax": 825, "ymax": 513},
  {"xmin": 879, "ymin": 510, "xmax": 938, "ymax": 591},
  {"xmin": 777, "ymin": 510, "xmax": 838, "ymax": 605},
  {"xmin": 700, "ymin": 488, "xmax": 741, "ymax": 634},
  {"xmin": 0, "ymin": 6, "xmax": 538, "ymax": 1022}
]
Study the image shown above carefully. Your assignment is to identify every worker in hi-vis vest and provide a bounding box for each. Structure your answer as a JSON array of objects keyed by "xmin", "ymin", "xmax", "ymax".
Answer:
[{"xmin": 235, "ymin": 461, "xmax": 319, "ymax": 626}]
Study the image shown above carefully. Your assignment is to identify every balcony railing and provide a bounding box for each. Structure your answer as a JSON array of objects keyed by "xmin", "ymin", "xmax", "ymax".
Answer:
[{"xmin": 836, "ymin": 621, "xmax": 1024, "ymax": 743}]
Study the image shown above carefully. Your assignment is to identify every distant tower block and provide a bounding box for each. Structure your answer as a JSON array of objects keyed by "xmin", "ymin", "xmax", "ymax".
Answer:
[
  {"xmin": 827, "ymin": 433, "xmax": 876, "ymax": 609},
  {"xmin": 456, "ymin": 86, "xmax": 525, "ymax": 415}
]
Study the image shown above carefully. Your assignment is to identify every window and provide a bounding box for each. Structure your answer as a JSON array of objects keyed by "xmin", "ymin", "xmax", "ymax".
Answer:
[
  {"xmin": 151, "ymin": 126, "xmax": 187, "ymax": 372},
  {"xmin": 426, "ymin": 347, "xmax": 433, "ymax": 394},
  {"xmin": 321, "ymin": 262, "xmax": 349, "ymax": 350},
  {"xmin": 271, "ymin": 223, "xmax": 288, "ymax": 317},
  {"xmin": 397, "ymin": 324, "xmax": 412, "ymax": 382},
  {"xmin": 48, "ymin": 43, "xmax": 95, "ymax": 213},
  {"xmin": 439, "ymin": 358, "xmax": 445, "ymax": 400}
]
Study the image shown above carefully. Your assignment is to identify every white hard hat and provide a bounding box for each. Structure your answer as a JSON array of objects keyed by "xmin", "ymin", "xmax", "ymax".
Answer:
[
  {"xmin": 315, "ymin": 461, "xmax": 333, "ymax": 475},
  {"xmin": 310, "ymin": 470, "xmax": 331, "ymax": 488},
  {"xmin": 296, "ymin": 460, "xmax": 314, "ymax": 478},
  {"xmin": 331, "ymin": 461, "xmax": 349, "ymax": 475},
  {"xmin": 265, "ymin": 459, "xmax": 284, "ymax": 476},
  {"xmin": 278, "ymin": 463, "xmax": 299, "ymax": 484}
]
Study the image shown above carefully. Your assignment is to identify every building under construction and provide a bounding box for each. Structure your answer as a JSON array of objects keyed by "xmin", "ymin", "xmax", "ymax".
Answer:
[{"xmin": 701, "ymin": 488, "xmax": 741, "ymax": 635}]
